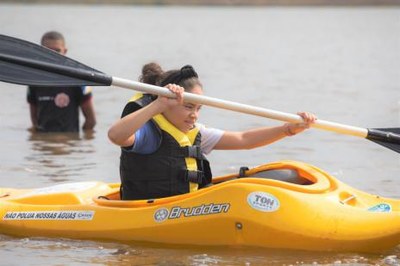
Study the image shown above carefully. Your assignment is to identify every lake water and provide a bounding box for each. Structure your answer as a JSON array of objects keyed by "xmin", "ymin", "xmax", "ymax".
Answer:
[{"xmin": 0, "ymin": 3, "xmax": 399, "ymax": 265}]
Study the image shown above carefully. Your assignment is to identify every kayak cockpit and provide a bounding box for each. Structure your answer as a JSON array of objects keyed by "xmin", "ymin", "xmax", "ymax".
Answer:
[
  {"xmin": 94, "ymin": 160, "xmax": 336, "ymax": 208},
  {"xmin": 0, "ymin": 161, "xmax": 335, "ymax": 208},
  {"xmin": 212, "ymin": 160, "xmax": 335, "ymax": 193}
]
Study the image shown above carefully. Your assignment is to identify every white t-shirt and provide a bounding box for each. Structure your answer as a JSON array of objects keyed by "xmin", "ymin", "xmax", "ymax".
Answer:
[{"xmin": 197, "ymin": 123, "xmax": 224, "ymax": 154}]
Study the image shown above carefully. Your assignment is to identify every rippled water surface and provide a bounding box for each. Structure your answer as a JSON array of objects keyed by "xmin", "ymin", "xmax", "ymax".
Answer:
[{"xmin": 0, "ymin": 4, "xmax": 399, "ymax": 265}]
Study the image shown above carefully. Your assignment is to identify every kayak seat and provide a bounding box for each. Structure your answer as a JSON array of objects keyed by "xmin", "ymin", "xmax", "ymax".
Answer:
[{"xmin": 239, "ymin": 167, "xmax": 312, "ymax": 185}]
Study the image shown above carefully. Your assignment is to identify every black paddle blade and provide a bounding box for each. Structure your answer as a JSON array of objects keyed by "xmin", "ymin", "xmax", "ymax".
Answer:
[
  {"xmin": 0, "ymin": 34, "xmax": 112, "ymax": 87},
  {"xmin": 367, "ymin": 128, "xmax": 400, "ymax": 153}
]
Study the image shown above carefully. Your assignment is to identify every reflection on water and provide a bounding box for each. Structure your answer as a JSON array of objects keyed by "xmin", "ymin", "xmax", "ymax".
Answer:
[
  {"xmin": 0, "ymin": 236, "xmax": 399, "ymax": 266},
  {"xmin": 28, "ymin": 131, "xmax": 94, "ymax": 155},
  {"xmin": 24, "ymin": 131, "xmax": 96, "ymax": 182}
]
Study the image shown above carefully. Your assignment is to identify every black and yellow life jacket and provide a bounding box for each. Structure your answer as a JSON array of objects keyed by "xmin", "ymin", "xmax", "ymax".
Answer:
[{"xmin": 119, "ymin": 94, "xmax": 212, "ymax": 200}]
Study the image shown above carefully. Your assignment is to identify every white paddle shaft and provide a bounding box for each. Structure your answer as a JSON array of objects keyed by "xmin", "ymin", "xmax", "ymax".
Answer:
[{"xmin": 112, "ymin": 77, "xmax": 368, "ymax": 139}]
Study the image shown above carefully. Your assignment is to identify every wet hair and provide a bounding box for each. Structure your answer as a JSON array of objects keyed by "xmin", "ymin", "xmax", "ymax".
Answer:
[
  {"xmin": 139, "ymin": 63, "xmax": 202, "ymax": 92},
  {"xmin": 41, "ymin": 31, "xmax": 65, "ymax": 45}
]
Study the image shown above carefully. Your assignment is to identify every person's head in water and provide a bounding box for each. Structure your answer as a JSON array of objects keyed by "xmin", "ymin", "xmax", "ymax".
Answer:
[
  {"xmin": 140, "ymin": 63, "xmax": 203, "ymax": 133},
  {"xmin": 41, "ymin": 31, "xmax": 67, "ymax": 55}
]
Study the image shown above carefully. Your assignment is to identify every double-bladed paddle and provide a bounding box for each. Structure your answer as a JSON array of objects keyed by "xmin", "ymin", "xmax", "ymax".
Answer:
[{"xmin": 0, "ymin": 34, "xmax": 399, "ymax": 153}]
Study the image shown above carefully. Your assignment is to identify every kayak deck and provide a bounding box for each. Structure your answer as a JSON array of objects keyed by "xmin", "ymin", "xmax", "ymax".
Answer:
[{"xmin": 0, "ymin": 160, "xmax": 399, "ymax": 253}]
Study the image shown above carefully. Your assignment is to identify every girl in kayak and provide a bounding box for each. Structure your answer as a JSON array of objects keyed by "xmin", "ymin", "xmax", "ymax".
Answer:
[{"xmin": 108, "ymin": 63, "xmax": 316, "ymax": 200}]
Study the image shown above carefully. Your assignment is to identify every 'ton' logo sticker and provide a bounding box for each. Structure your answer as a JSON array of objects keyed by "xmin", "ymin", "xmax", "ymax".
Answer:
[{"xmin": 247, "ymin": 192, "xmax": 280, "ymax": 212}]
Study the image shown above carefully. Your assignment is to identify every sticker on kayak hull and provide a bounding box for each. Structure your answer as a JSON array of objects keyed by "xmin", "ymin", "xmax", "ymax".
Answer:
[
  {"xmin": 154, "ymin": 208, "xmax": 169, "ymax": 223},
  {"xmin": 367, "ymin": 203, "xmax": 392, "ymax": 212},
  {"xmin": 247, "ymin": 192, "xmax": 280, "ymax": 212},
  {"xmin": 154, "ymin": 202, "xmax": 230, "ymax": 223},
  {"xmin": 3, "ymin": 211, "xmax": 95, "ymax": 220}
]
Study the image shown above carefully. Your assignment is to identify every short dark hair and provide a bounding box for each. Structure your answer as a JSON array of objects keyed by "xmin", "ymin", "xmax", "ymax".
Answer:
[{"xmin": 41, "ymin": 31, "xmax": 65, "ymax": 44}]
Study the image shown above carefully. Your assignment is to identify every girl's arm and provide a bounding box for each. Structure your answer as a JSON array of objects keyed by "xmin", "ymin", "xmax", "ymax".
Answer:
[
  {"xmin": 108, "ymin": 84, "xmax": 183, "ymax": 147},
  {"xmin": 108, "ymin": 102, "xmax": 164, "ymax": 147},
  {"xmin": 213, "ymin": 112, "xmax": 316, "ymax": 150}
]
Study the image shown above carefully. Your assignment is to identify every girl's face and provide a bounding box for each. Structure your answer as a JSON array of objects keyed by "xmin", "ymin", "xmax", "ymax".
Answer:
[{"xmin": 163, "ymin": 85, "xmax": 203, "ymax": 133}]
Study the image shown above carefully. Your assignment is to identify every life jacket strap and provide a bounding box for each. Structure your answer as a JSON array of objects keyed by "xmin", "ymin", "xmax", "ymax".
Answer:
[
  {"xmin": 172, "ymin": 145, "xmax": 204, "ymax": 160},
  {"xmin": 182, "ymin": 170, "xmax": 204, "ymax": 184},
  {"xmin": 186, "ymin": 145, "xmax": 203, "ymax": 159}
]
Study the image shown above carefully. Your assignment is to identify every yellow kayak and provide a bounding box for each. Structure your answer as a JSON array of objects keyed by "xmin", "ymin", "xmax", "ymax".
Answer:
[{"xmin": 0, "ymin": 160, "xmax": 399, "ymax": 253}]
